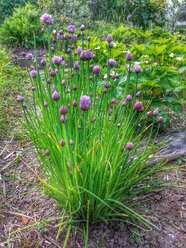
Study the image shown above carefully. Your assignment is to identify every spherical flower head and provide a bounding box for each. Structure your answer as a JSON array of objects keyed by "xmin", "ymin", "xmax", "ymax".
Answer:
[
  {"xmin": 67, "ymin": 25, "xmax": 75, "ymax": 33},
  {"xmin": 85, "ymin": 49, "xmax": 92, "ymax": 60},
  {"xmin": 21, "ymin": 51, "xmax": 26, "ymax": 57},
  {"xmin": 73, "ymin": 100, "xmax": 77, "ymax": 107},
  {"xmin": 103, "ymin": 88, "xmax": 107, "ymax": 94},
  {"xmin": 40, "ymin": 13, "xmax": 54, "ymax": 25},
  {"xmin": 45, "ymin": 150, "xmax": 50, "ymax": 156},
  {"xmin": 60, "ymin": 105, "xmax": 68, "ymax": 115},
  {"xmin": 80, "ymin": 24, "xmax": 86, "ymax": 31},
  {"xmin": 134, "ymin": 63, "xmax": 141, "ymax": 74},
  {"xmin": 52, "ymin": 30, "xmax": 57, "ymax": 36},
  {"xmin": 50, "ymin": 70, "xmax": 56, "ymax": 77},
  {"xmin": 87, "ymin": 36, "xmax": 91, "ymax": 42},
  {"xmin": 107, "ymin": 34, "xmax": 113, "ymax": 43},
  {"xmin": 31, "ymin": 87, "xmax": 36, "ymax": 91},
  {"xmin": 73, "ymin": 85, "xmax": 77, "ymax": 91},
  {"xmin": 52, "ymin": 56, "xmax": 63, "ymax": 66},
  {"xmin": 180, "ymin": 152, "xmax": 185, "ymax": 157},
  {"xmin": 51, "ymin": 47, "xmax": 55, "ymax": 52},
  {"xmin": 134, "ymin": 101, "xmax": 142, "ymax": 110},
  {"xmin": 117, "ymin": 123, "xmax": 120, "ymax": 128},
  {"xmin": 61, "ymin": 55, "xmax": 65, "ymax": 61},
  {"xmin": 72, "ymin": 34, "xmax": 77, "ymax": 43},
  {"xmin": 59, "ymin": 30, "xmax": 63, "ymax": 35},
  {"xmin": 67, "ymin": 48, "xmax": 71, "ymax": 54},
  {"xmin": 23, "ymin": 103, "xmax": 27, "ymax": 109},
  {"xmin": 47, "ymin": 78, "xmax": 51, "ymax": 84},
  {"xmin": 126, "ymin": 95, "xmax": 132, "ymax": 102},
  {"xmin": 122, "ymin": 101, "xmax": 127, "ymax": 107},
  {"xmin": 126, "ymin": 52, "xmax": 133, "ymax": 61},
  {"xmin": 63, "ymin": 33, "xmax": 68, "ymax": 40},
  {"xmin": 77, "ymin": 47, "xmax": 83, "ymax": 55},
  {"xmin": 70, "ymin": 140, "xmax": 74, "ymax": 146},
  {"xmin": 60, "ymin": 115, "xmax": 68, "ymax": 123},
  {"xmin": 26, "ymin": 53, "xmax": 33, "ymax": 60},
  {"xmin": 146, "ymin": 111, "xmax": 151, "ymax": 117},
  {"xmin": 74, "ymin": 61, "xmax": 80, "ymax": 70},
  {"xmin": 41, "ymin": 59, "xmax": 46, "ymax": 66},
  {"xmin": 127, "ymin": 142, "xmax": 133, "ymax": 151},
  {"xmin": 80, "ymin": 95, "xmax": 91, "ymax": 112},
  {"xmin": 139, "ymin": 107, "xmax": 144, "ymax": 112},
  {"xmin": 17, "ymin": 96, "xmax": 24, "ymax": 102},
  {"xmin": 136, "ymin": 91, "xmax": 140, "ymax": 97},
  {"xmin": 105, "ymin": 82, "xmax": 110, "ymax": 88},
  {"xmin": 153, "ymin": 108, "xmax": 159, "ymax": 117},
  {"xmin": 44, "ymin": 101, "xmax": 48, "ymax": 107},
  {"xmin": 52, "ymin": 91, "xmax": 60, "ymax": 101},
  {"xmin": 109, "ymin": 43, "xmax": 113, "ymax": 49},
  {"xmin": 93, "ymin": 65, "xmax": 101, "ymax": 75},
  {"xmin": 158, "ymin": 117, "xmax": 164, "ymax": 123},
  {"xmin": 60, "ymin": 139, "xmax": 65, "ymax": 147},
  {"xmin": 78, "ymin": 125, "xmax": 82, "ymax": 130},
  {"xmin": 67, "ymin": 87, "xmax": 70, "ymax": 93},
  {"xmin": 112, "ymin": 74, "xmax": 116, "ymax": 80},
  {"xmin": 30, "ymin": 70, "xmax": 37, "ymax": 78},
  {"xmin": 115, "ymin": 73, "xmax": 119, "ymax": 79},
  {"xmin": 109, "ymin": 59, "xmax": 116, "ymax": 68},
  {"xmin": 92, "ymin": 117, "xmax": 96, "ymax": 123},
  {"xmin": 111, "ymin": 98, "xmax": 116, "ymax": 104},
  {"xmin": 92, "ymin": 54, "xmax": 96, "ymax": 59}
]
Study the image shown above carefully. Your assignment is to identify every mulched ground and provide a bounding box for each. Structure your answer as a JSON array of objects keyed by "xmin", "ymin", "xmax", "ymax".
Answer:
[{"xmin": 0, "ymin": 138, "xmax": 185, "ymax": 248}]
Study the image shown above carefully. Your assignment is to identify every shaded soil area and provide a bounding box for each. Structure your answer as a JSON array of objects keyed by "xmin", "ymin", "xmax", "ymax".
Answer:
[{"xmin": 0, "ymin": 138, "xmax": 186, "ymax": 248}]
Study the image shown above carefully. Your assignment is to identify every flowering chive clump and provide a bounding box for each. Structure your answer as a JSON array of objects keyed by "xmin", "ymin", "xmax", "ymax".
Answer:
[{"xmin": 15, "ymin": 14, "xmax": 177, "ymax": 244}]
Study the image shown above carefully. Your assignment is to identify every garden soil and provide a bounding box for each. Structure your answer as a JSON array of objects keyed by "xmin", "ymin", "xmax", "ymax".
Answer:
[{"xmin": 0, "ymin": 139, "xmax": 186, "ymax": 248}]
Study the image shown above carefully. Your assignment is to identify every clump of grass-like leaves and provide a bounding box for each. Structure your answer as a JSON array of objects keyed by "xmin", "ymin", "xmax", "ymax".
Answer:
[{"xmin": 15, "ymin": 14, "xmax": 180, "ymax": 245}]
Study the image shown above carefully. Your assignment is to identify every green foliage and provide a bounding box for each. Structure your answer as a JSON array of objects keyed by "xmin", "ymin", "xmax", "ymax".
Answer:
[
  {"xmin": 0, "ymin": 3, "xmax": 43, "ymax": 48},
  {"xmin": 0, "ymin": 0, "xmax": 36, "ymax": 24}
]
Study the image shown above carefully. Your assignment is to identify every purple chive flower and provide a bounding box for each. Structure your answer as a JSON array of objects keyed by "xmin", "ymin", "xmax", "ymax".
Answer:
[
  {"xmin": 127, "ymin": 142, "xmax": 133, "ymax": 151},
  {"xmin": 158, "ymin": 117, "xmax": 164, "ymax": 123},
  {"xmin": 60, "ymin": 105, "xmax": 68, "ymax": 115},
  {"xmin": 126, "ymin": 52, "xmax": 133, "ymax": 61},
  {"xmin": 112, "ymin": 74, "xmax": 116, "ymax": 80},
  {"xmin": 105, "ymin": 82, "xmax": 110, "ymax": 88},
  {"xmin": 109, "ymin": 43, "xmax": 113, "ymax": 49},
  {"xmin": 93, "ymin": 65, "xmax": 101, "ymax": 75},
  {"xmin": 47, "ymin": 63, "xmax": 50, "ymax": 67},
  {"xmin": 67, "ymin": 25, "xmax": 75, "ymax": 33},
  {"xmin": 30, "ymin": 70, "xmax": 37, "ymax": 78},
  {"xmin": 85, "ymin": 49, "xmax": 92, "ymax": 60},
  {"xmin": 92, "ymin": 54, "xmax": 96, "ymax": 59},
  {"xmin": 52, "ymin": 30, "xmax": 57, "ymax": 36},
  {"xmin": 51, "ymin": 47, "xmax": 55, "ymax": 52},
  {"xmin": 80, "ymin": 24, "xmax": 86, "ymax": 31},
  {"xmin": 41, "ymin": 59, "xmax": 46, "ymax": 66},
  {"xmin": 57, "ymin": 33, "xmax": 62, "ymax": 40},
  {"xmin": 109, "ymin": 59, "xmax": 116, "ymax": 68},
  {"xmin": 73, "ymin": 34, "xmax": 78, "ymax": 42},
  {"xmin": 103, "ymin": 88, "xmax": 107, "ymax": 94},
  {"xmin": 80, "ymin": 95, "xmax": 91, "ymax": 112},
  {"xmin": 50, "ymin": 70, "xmax": 56, "ymax": 77},
  {"xmin": 70, "ymin": 140, "xmax": 74, "ymax": 146},
  {"xmin": 78, "ymin": 125, "xmax": 82, "ymax": 130},
  {"xmin": 52, "ymin": 91, "xmax": 60, "ymax": 101},
  {"xmin": 130, "ymin": 156, "xmax": 134, "ymax": 161},
  {"xmin": 92, "ymin": 117, "xmax": 96, "ymax": 123},
  {"xmin": 115, "ymin": 73, "xmax": 119, "ymax": 79},
  {"xmin": 126, "ymin": 95, "xmax": 132, "ymax": 102},
  {"xmin": 59, "ymin": 30, "xmax": 63, "ymax": 35},
  {"xmin": 52, "ymin": 56, "xmax": 63, "ymax": 66},
  {"xmin": 73, "ymin": 100, "xmax": 77, "ymax": 107},
  {"xmin": 47, "ymin": 78, "xmax": 51, "ymax": 84},
  {"xmin": 60, "ymin": 139, "xmax": 65, "ymax": 147},
  {"xmin": 117, "ymin": 123, "xmax": 120, "ymax": 128},
  {"xmin": 21, "ymin": 51, "xmax": 26, "ymax": 57},
  {"xmin": 155, "ymin": 140, "xmax": 158, "ymax": 144},
  {"xmin": 61, "ymin": 55, "xmax": 65, "ymax": 61},
  {"xmin": 17, "ymin": 96, "xmax": 24, "ymax": 102},
  {"xmin": 67, "ymin": 87, "xmax": 70, "ymax": 93},
  {"xmin": 68, "ymin": 104, "xmax": 70, "ymax": 108},
  {"xmin": 110, "ymin": 108, "xmax": 113, "ymax": 115},
  {"xmin": 122, "ymin": 101, "xmax": 127, "ymax": 107},
  {"xmin": 138, "ymin": 124, "xmax": 141, "ymax": 128},
  {"xmin": 67, "ymin": 48, "xmax": 71, "ymax": 54},
  {"xmin": 121, "ymin": 146, "xmax": 125, "ymax": 152},
  {"xmin": 87, "ymin": 36, "xmax": 91, "ymax": 42},
  {"xmin": 23, "ymin": 103, "xmax": 27, "ymax": 109},
  {"xmin": 139, "ymin": 107, "xmax": 144, "ymax": 112},
  {"xmin": 44, "ymin": 101, "xmax": 48, "ymax": 107},
  {"xmin": 63, "ymin": 33, "xmax": 68, "ymax": 40},
  {"xmin": 134, "ymin": 63, "xmax": 141, "ymax": 74},
  {"xmin": 60, "ymin": 115, "xmax": 68, "ymax": 123},
  {"xmin": 77, "ymin": 47, "xmax": 82, "ymax": 55},
  {"xmin": 136, "ymin": 91, "xmax": 140, "ymax": 97},
  {"xmin": 26, "ymin": 53, "xmax": 33, "ymax": 60},
  {"xmin": 61, "ymin": 80, "xmax": 66, "ymax": 86},
  {"xmin": 134, "ymin": 102, "xmax": 142, "ymax": 110},
  {"xmin": 146, "ymin": 111, "xmax": 152, "ymax": 117},
  {"xmin": 127, "ymin": 64, "xmax": 132, "ymax": 73},
  {"xmin": 74, "ymin": 61, "xmax": 80, "ymax": 70},
  {"xmin": 180, "ymin": 152, "xmax": 185, "ymax": 157},
  {"xmin": 111, "ymin": 98, "xmax": 116, "ymax": 104},
  {"xmin": 40, "ymin": 13, "xmax": 54, "ymax": 25},
  {"xmin": 107, "ymin": 34, "xmax": 113, "ymax": 43},
  {"xmin": 73, "ymin": 85, "xmax": 77, "ymax": 91},
  {"xmin": 45, "ymin": 150, "xmax": 50, "ymax": 156},
  {"xmin": 31, "ymin": 87, "xmax": 36, "ymax": 91},
  {"xmin": 153, "ymin": 108, "xmax": 159, "ymax": 117},
  {"xmin": 52, "ymin": 85, "xmax": 56, "ymax": 92}
]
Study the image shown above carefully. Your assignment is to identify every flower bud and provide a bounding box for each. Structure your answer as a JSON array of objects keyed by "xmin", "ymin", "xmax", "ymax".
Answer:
[
  {"xmin": 158, "ymin": 117, "xmax": 164, "ymax": 123},
  {"xmin": 73, "ymin": 100, "xmax": 77, "ymax": 107},
  {"xmin": 60, "ymin": 139, "xmax": 65, "ymax": 147},
  {"xmin": 44, "ymin": 101, "xmax": 48, "ymax": 108},
  {"xmin": 80, "ymin": 96, "xmax": 91, "ymax": 112},
  {"xmin": 127, "ymin": 142, "xmax": 133, "ymax": 151},
  {"xmin": 45, "ymin": 150, "xmax": 50, "ymax": 156},
  {"xmin": 87, "ymin": 36, "xmax": 91, "ymax": 42},
  {"xmin": 80, "ymin": 24, "xmax": 86, "ymax": 31},
  {"xmin": 153, "ymin": 109, "xmax": 159, "ymax": 117},
  {"xmin": 136, "ymin": 91, "xmax": 140, "ymax": 97},
  {"xmin": 47, "ymin": 78, "xmax": 51, "ymax": 84},
  {"xmin": 70, "ymin": 140, "xmax": 74, "ymax": 145},
  {"xmin": 134, "ymin": 102, "xmax": 142, "ymax": 110},
  {"xmin": 146, "ymin": 111, "xmax": 151, "ymax": 117},
  {"xmin": 93, "ymin": 65, "xmax": 100, "ymax": 75},
  {"xmin": 30, "ymin": 70, "xmax": 37, "ymax": 78},
  {"xmin": 92, "ymin": 117, "xmax": 96, "ymax": 123},
  {"xmin": 109, "ymin": 59, "xmax": 116, "ymax": 68},
  {"xmin": 122, "ymin": 101, "xmax": 127, "ymax": 107},
  {"xmin": 50, "ymin": 70, "xmax": 56, "ymax": 77},
  {"xmin": 126, "ymin": 52, "xmax": 133, "ymax": 61},
  {"xmin": 52, "ymin": 91, "xmax": 60, "ymax": 101},
  {"xmin": 107, "ymin": 34, "xmax": 113, "ymax": 43},
  {"xmin": 126, "ymin": 95, "xmax": 132, "ymax": 102},
  {"xmin": 60, "ymin": 105, "xmax": 68, "ymax": 115},
  {"xmin": 78, "ymin": 125, "xmax": 82, "ymax": 130},
  {"xmin": 31, "ymin": 87, "xmax": 36, "ymax": 91},
  {"xmin": 103, "ymin": 88, "xmax": 107, "ymax": 94},
  {"xmin": 60, "ymin": 115, "xmax": 68, "ymax": 123}
]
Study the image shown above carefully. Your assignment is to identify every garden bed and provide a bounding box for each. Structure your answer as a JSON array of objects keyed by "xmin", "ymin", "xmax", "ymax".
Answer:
[{"xmin": 0, "ymin": 137, "xmax": 185, "ymax": 248}]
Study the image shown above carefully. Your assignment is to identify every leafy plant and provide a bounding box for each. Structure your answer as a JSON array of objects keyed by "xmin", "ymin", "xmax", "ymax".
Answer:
[
  {"xmin": 0, "ymin": 3, "xmax": 43, "ymax": 48},
  {"xmin": 14, "ymin": 18, "xmax": 181, "ymax": 246}
]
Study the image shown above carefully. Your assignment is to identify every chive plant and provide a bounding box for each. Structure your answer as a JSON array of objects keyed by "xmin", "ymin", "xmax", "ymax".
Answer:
[{"xmin": 15, "ymin": 14, "xmax": 179, "ymax": 245}]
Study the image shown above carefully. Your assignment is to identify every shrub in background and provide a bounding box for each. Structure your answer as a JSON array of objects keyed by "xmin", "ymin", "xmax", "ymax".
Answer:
[
  {"xmin": 0, "ymin": 3, "xmax": 43, "ymax": 48},
  {"xmin": 14, "ymin": 15, "xmax": 182, "ymax": 245}
]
